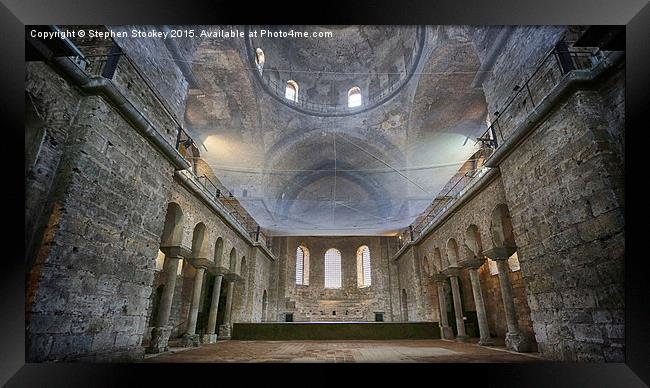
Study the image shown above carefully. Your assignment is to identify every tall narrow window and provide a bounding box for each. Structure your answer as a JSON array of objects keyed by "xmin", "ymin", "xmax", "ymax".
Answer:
[
  {"xmin": 357, "ymin": 245, "xmax": 372, "ymax": 287},
  {"xmin": 285, "ymin": 80, "xmax": 298, "ymax": 102},
  {"xmin": 255, "ymin": 48, "xmax": 265, "ymax": 75},
  {"xmin": 324, "ymin": 248, "xmax": 342, "ymax": 289},
  {"xmin": 255, "ymin": 48, "xmax": 265, "ymax": 66},
  {"xmin": 348, "ymin": 86, "xmax": 362, "ymax": 108},
  {"xmin": 296, "ymin": 245, "xmax": 310, "ymax": 285}
]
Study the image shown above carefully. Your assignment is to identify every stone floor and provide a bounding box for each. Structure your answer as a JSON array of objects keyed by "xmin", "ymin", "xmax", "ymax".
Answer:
[{"xmin": 144, "ymin": 339, "xmax": 543, "ymax": 363}]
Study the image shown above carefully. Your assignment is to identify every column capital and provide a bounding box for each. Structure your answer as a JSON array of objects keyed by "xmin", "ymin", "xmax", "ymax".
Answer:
[
  {"xmin": 223, "ymin": 271, "xmax": 242, "ymax": 283},
  {"xmin": 458, "ymin": 257, "xmax": 485, "ymax": 269},
  {"xmin": 213, "ymin": 266, "xmax": 230, "ymax": 276},
  {"xmin": 431, "ymin": 273, "xmax": 447, "ymax": 283},
  {"xmin": 186, "ymin": 257, "xmax": 211, "ymax": 270},
  {"xmin": 442, "ymin": 265, "xmax": 462, "ymax": 277},
  {"xmin": 159, "ymin": 244, "xmax": 192, "ymax": 259},
  {"xmin": 483, "ymin": 246, "xmax": 517, "ymax": 260}
]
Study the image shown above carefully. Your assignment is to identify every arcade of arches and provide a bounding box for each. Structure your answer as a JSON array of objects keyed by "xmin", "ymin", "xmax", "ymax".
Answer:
[{"xmin": 25, "ymin": 25, "xmax": 625, "ymax": 363}]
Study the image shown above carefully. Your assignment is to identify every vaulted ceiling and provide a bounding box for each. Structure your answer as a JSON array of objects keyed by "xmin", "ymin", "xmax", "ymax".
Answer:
[{"xmin": 184, "ymin": 25, "xmax": 489, "ymax": 236}]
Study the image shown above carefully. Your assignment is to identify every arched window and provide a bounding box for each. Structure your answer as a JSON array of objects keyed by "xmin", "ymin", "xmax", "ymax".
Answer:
[
  {"xmin": 348, "ymin": 86, "xmax": 362, "ymax": 108},
  {"xmin": 296, "ymin": 245, "xmax": 310, "ymax": 286},
  {"xmin": 285, "ymin": 80, "xmax": 298, "ymax": 102},
  {"xmin": 155, "ymin": 249, "xmax": 165, "ymax": 271},
  {"xmin": 324, "ymin": 248, "xmax": 342, "ymax": 289},
  {"xmin": 508, "ymin": 251, "xmax": 521, "ymax": 272},
  {"xmin": 255, "ymin": 48, "xmax": 265, "ymax": 67},
  {"xmin": 356, "ymin": 245, "xmax": 372, "ymax": 288}
]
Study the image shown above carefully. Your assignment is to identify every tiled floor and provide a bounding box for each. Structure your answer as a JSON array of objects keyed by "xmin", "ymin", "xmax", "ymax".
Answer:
[{"xmin": 144, "ymin": 339, "xmax": 543, "ymax": 363}]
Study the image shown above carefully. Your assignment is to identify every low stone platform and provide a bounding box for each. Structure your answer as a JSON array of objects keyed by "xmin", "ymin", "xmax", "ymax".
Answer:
[
  {"xmin": 231, "ymin": 322, "xmax": 441, "ymax": 341},
  {"xmin": 144, "ymin": 339, "xmax": 542, "ymax": 363}
]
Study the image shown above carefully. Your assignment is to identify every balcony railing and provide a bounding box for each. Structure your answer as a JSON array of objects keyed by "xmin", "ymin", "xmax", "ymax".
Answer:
[
  {"xmin": 65, "ymin": 36, "xmax": 269, "ymax": 247},
  {"xmin": 401, "ymin": 40, "xmax": 606, "ymax": 244}
]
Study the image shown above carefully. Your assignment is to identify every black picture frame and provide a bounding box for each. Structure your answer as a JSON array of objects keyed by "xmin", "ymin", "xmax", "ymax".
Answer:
[{"xmin": 3, "ymin": 0, "xmax": 647, "ymax": 385}]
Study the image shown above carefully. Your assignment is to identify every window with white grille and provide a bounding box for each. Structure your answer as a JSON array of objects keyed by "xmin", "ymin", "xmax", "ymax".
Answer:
[
  {"xmin": 357, "ymin": 245, "xmax": 372, "ymax": 287},
  {"xmin": 348, "ymin": 86, "xmax": 362, "ymax": 108},
  {"xmin": 296, "ymin": 245, "xmax": 310, "ymax": 285},
  {"xmin": 324, "ymin": 248, "xmax": 342, "ymax": 289},
  {"xmin": 285, "ymin": 80, "xmax": 298, "ymax": 102}
]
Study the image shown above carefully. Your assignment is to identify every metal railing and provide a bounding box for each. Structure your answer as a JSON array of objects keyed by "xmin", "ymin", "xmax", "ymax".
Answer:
[
  {"xmin": 257, "ymin": 35, "xmax": 423, "ymax": 115},
  {"xmin": 261, "ymin": 71, "xmax": 413, "ymax": 115},
  {"xmin": 67, "ymin": 38, "xmax": 268, "ymax": 246},
  {"xmin": 402, "ymin": 40, "xmax": 605, "ymax": 244},
  {"xmin": 476, "ymin": 44, "xmax": 601, "ymax": 148}
]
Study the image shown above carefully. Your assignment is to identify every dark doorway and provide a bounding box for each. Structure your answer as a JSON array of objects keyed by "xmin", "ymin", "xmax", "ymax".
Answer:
[
  {"xmin": 374, "ymin": 312, "xmax": 384, "ymax": 322},
  {"xmin": 285, "ymin": 313, "xmax": 294, "ymax": 322},
  {"xmin": 216, "ymin": 277, "xmax": 229, "ymax": 327},
  {"xmin": 196, "ymin": 273, "xmax": 214, "ymax": 335}
]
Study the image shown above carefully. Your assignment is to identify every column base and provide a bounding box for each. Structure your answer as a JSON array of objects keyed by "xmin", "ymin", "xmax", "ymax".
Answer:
[
  {"xmin": 146, "ymin": 327, "xmax": 172, "ymax": 354},
  {"xmin": 478, "ymin": 337, "xmax": 496, "ymax": 346},
  {"xmin": 179, "ymin": 333, "xmax": 201, "ymax": 348},
  {"xmin": 440, "ymin": 326, "xmax": 455, "ymax": 340},
  {"xmin": 505, "ymin": 331, "xmax": 531, "ymax": 353},
  {"xmin": 455, "ymin": 334, "xmax": 469, "ymax": 342},
  {"xmin": 201, "ymin": 334, "xmax": 218, "ymax": 344},
  {"xmin": 218, "ymin": 324, "xmax": 231, "ymax": 339}
]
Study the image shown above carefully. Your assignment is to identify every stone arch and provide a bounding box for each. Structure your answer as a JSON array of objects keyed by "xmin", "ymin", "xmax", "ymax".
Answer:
[
  {"xmin": 190, "ymin": 222, "xmax": 208, "ymax": 258},
  {"xmin": 229, "ymin": 247, "xmax": 237, "ymax": 272},
  {"xmin": 433, "ymin": 247, "xmax": 443, "ymax": 272},
  {"xmin": 401, "ymin": 289, "xmax": 409, "ymax": 321},
  {"xmin": 446, "ymin": 238, "xmax": 460, "ymax": 266},
  {"xmin": 465, "ymin": 224, "xmax": 483, "ymax": 254},
  {"xmin": 261, "ymin": 289, "xmax": 268, "ymax": 322},
  {"xmin": 214, "ymin": 237, "xmax": 224, "ymax": 263},
  {"xmin": 160, "ymin": 202, "xmax": 184, "ymax": 247},
  {"xmin": 422, "ymin": 254, "xmax": 431, "ymax": 276},
  {"xmin": 240, "ymin": 256, "xmax": 247, "ymax": 276},
  {"xmin": 491, "ymin": 204, "xmax": 517, "ymax": 248},
  {"xmin": 465, "ymin": 224, "xmax": 483, "ymax": 259}
]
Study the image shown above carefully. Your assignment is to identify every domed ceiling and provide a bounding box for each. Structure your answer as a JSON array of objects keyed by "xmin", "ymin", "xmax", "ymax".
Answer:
[
  {"xmin": 245, "ymin": 25, "xmax": 425, "ymax": 115},
  {"xmin": 184, "ymin": 25, "xmax": 489, "ymax": 236}
]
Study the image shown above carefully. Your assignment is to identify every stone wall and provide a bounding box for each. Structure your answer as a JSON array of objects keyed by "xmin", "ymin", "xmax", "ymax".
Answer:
[
  {"xmin": 25, "ymin": 31, "xmax": 271, "ymax": 361},
  {"xmin": 470, "ymin": 26, "xmax": 625, "ymax": 361},
  {"xmin": 25, "ymin": 90, "xmax": 175, "ymax": 361},
  {"xmin": 497, "ymin": 89, "xmax": 625, "ymax": 361},
  {"xmin": 414, "ymin": 174, "xmax": 536, "ymax": 344},
  {"xmin": 276, "ymin": 236, "xmax": 395, "ymax": 322},
  {"xmin": 25, "ymin": 63, "xmax": 83, "ymax": 273}
]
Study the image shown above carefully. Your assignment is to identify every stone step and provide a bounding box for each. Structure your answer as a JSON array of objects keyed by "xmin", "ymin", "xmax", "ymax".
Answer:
[{"xmin": 232, "ymin": 322, "xmax": 441, "ymax": 340}]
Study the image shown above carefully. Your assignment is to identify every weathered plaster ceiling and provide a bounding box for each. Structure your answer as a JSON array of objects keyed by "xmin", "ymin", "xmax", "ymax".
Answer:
[{"xmin": 184, "ymin": 25, "xmax": 489, "ymax": 236}]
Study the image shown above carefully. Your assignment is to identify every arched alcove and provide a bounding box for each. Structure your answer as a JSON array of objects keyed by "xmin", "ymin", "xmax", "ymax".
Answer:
[
  {"xmin": 160, "ymin": 202, "xmax": 184, "ymax": 247},
  {"xmin": 465, "ymin": 224, "xmax": 483, "ymax": 257},
  {"xmin": 190, "ymin": 223, "xmax": 208, "ymax": 258},
  {"xmin": 491, "ymin": 204, "xmax": 517, "ymax": 248},
  {"xmin": 433, "ymin": 247, "xmax": 443, "ymax": 272},
  {"xmin": 229, "ymin": 248, "xmax": 237, "ymax": 272},
  {"xmin": 214, "ymin": 237, "xmax": 223, "ymax": 264},
  {"xmin": 446, "ymin": 238, "xmax": 460, "ymax": 266}
]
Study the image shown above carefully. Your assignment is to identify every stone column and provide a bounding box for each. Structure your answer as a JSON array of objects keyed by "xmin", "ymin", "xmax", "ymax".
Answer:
[
  {"xmin": 467, "ymin": 264, "xmax": 494, "ymax": 346},
  {"xmin": 448, "ymin": 273, "xmax": 469, "ymax": 341},
  {"xmin": 432, "ymin": 274, "xmax": 454, "ymax": 340},
  {"xmin": 218, "ymin": 279, "xmax": 235, "ymax": 339},
  {"xmin": 203, "ymin": 274, "xmax": 223, "ymax": 344},
  {"xmin": 181, "ymin": 266, "xmax": 205, "ymax": 347},
  {"xmin": 494, "ymin": 257, "xmax": 530, "ymax": 352},
  {"xmin": 147, "ymin": 256, "xmax": 180, "ymax": 354}
]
